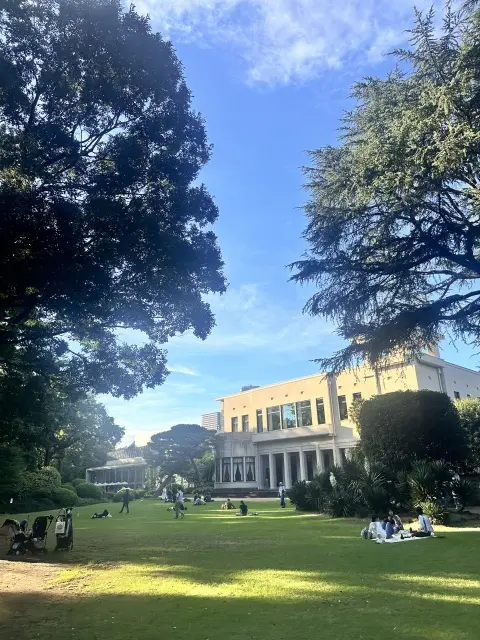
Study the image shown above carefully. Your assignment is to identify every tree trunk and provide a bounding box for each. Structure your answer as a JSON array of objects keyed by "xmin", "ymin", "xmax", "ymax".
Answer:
[
  {"xmin": 189, "ymin": 457, "xmax": 202, "ymax": 487},
  {"xmin": 44, "ymin": 448, "xmax": 52, "ymax": 467}
]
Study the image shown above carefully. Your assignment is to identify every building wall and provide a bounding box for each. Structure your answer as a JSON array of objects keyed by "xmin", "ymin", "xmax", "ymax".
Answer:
[{"xmin": 201, "ymin": 411, "xmax": 223, "ymax": 431}]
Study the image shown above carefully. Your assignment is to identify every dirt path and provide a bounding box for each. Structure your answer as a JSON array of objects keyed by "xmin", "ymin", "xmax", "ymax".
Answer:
[{"xmin": 0, "ymin": 559, "xmax": 63, "ymax": 595}]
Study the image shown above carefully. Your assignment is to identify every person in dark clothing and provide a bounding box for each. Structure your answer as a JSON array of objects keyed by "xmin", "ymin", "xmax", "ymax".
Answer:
[
  {"xmin": 120, "ymin": 489, "xmax": 131, "ymax": 514},
  {"xmin": 239, "ymin": 501, "xmax": 248, "ymax": 516}
]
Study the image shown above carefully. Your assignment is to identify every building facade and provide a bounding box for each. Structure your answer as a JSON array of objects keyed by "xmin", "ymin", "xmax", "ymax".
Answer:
[
  {"xmin": 214, "ymin": 351, "xmax": 480, "ymax": 491},
  {"xmin": 86, "ymin": 443, "xmax": 148, "ymax": 492},
  {"xmin": 201, "ymin": 411, "xmax": 223, "ymax": 431}
]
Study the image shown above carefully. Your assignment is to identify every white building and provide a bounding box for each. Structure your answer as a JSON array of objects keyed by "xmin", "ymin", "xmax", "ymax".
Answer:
[
  {"xmin": 86, "ymin": 443, "xmax": 148, "ymax": 492},
  {"xmin": 201, "ymin": 411, "xmax": 223, "ymax": 431},
  {"xmin": 213, "ymin": 350, "xmax": 480, "ymax": 492}
]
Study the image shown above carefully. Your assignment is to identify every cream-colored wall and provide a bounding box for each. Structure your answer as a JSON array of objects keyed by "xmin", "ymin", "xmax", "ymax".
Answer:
[
  {"xmin": 220, "ymin": 374, "xmax": 332, "ymax": 434},
  {"xmin": 442, "ymin": 361, "xmax": 480, "ymax": 399}
]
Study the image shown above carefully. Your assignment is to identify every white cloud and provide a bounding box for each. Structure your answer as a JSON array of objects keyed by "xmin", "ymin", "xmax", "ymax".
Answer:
[
  {"xmin": 137, "ymin": 0, "xmax": 442, "ymax": 85},
  {"xmin": 168, "ymin": 365, "xmax": 199, "ymax": 376}
]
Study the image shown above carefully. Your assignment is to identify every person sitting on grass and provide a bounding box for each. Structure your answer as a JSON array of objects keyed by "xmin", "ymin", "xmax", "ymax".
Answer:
[
  {"xmin": 383, "ymin": 517, "xmax": 395, "ymax": 539},
  {"xmin": 194, "ymin": 495, "xmax": 205, "ymax": 505},
  {"xmin": 221, "ymin": 498, "xmax": 236, "ymax": 510},
  {"xmin": 369, "ymin": 516, "xmax": 385, "ymax": 539},
  {"xmin": 388, "ymin": 509, "xmax": 404, "ymax": 532},
  {"xmin": 238, "ymin": 500, "xmax": 248, "ymax": 516},
  {"xmin": 410, "ymin": 507, "xmax": 434, "ymax": 537}
]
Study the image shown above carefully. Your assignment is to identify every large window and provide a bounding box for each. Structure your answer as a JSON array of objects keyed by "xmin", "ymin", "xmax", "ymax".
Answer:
[
  {"xmin": 242, "ymin": 415, "xmax": 249, "ymax": 432},
  {"xmin": 282, "ymin": 403, "xmax": 296, "ymax": 429},
  {"xmin": 245, "ymin": 457, "xmax": 256, "ymax": 481},
  {"xmin": 233, "ymin": 457, "xmax": 244, "ymax": 482},
  {"xmin": 353, "ymin": 392, "xmax": 362, "ymax": 402},
  {"xmin": 316, "ymin": 398, "xmax": 326, "ymax": 424},
  {"xmin": 231, "ymin": 417, "xmax": 238, "ymax": 432},
  {"xmin": 267, "ymin": 405, "xmax": 281, "ymax": 430},
  {"xmin": 338, "ymin": 395, "xmax": 348, "ymax": 420},
  {"xmin": 256, "ymin": 409, "xmax": 264, "ymax": 433},
  {"xmin": 296, "ymin": 400, "xmax": 312, "ymax": 427},
  {"xmin": 222, "ymin": 458, "xmax": 231, "ymax": 482},
  {"xmin": 215, "ymin": 459, "xmax": 220, "ymax": 482}
]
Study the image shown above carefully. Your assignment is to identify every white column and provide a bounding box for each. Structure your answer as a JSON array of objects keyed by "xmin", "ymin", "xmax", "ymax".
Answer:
[
  {"xmin": 268, "ymin": 453, "xmax": 275, "ymax": 489},
  {"xmin": 299, "ymin": 450, "xmax": 307, "ymax": 481},
  {"xmin": 254, "ymin": 454, "xmax": 260, "ymax": 488},
  {"xmin": 316, "ymin": 445, "xmax": 324, "ymax": 473},
  {"xmin": 283, "ymin": 451, "xmax": 291, "ymax": 488}
]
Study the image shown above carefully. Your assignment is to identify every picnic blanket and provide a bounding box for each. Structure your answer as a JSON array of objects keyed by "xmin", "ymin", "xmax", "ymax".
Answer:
[{"xmin": 375, "ymin": 534, "xmax": 436, "ymax": 544}]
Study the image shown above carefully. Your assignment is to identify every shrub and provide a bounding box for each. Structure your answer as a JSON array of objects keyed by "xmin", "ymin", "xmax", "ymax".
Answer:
[
  {"xmin": 113, "ymin": 487, "xmax": 133, "ymax": 502},
  {"xmin": 30, "ymin": 488, "xmax": 53, "ymax": 502},
  {"xmin": 71, "ymin": 478, "xmax": 87, "ymax": 488},
  {"xmin": 52, "ymin": 487, "xmax": 79, "ymax": 507},
  {"xmin": 135, "ymin": 489, "xmax": 146, "ymax": 498},
  {"xmin": 451, "ymin": 477, "xmax": 478, "ymax": 511},
  {"xmin": 418, "ymin": 500, "xmax": 449, "ymax": 525},
  {"xmin": 76, "ymin": 483, "xmax": 105, "ymax": 500},
  {"xmin": 408, "ymin": 459, "xmax": 450, "ymax": 503},
  {"xmin": 0, "ymin": 445, "xmax": 25, "ymax": 506},
  {"xmin": 19, "ymin": 466, "xmax": 62, "ymax": 497},
  {"xmin": 61, "ymin": 483, "xmax": 77, "ymax": 494},
  {"xmin": 287, "ymin": 481, "xmax": 310, "ymax": 511},
  {"xmin": 77, "ymin": 497, "xmax": 105, "ymax": 507},
  {"xmin": 38, "ymin": 466, "xmax": 62, "ymax": 488}
]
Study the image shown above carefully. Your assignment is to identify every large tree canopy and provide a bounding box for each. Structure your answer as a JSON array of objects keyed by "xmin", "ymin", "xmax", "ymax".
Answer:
[
  {"xmin": 292, "ymin": 2, "xmax": 480, "ymax": 371},
  {"xmin": 358, "ymin": 390, "xmax": 467, "ymax": 469},
  {"xmin": 0, "ymin": 0, "xmax": 225, "ymax": 398}
]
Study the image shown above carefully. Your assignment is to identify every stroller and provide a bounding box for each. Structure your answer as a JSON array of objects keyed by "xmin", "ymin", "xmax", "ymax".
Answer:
[
  {"xmin": 54, "ymin": 508, "xmax": 73, "ymax": 551},
  {"xmin": 7, "ymin": 515, "xmax": 53, "ymax": 556}
]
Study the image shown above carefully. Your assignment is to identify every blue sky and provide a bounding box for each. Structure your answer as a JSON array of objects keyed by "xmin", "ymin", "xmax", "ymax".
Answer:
[{"xmin": 105, "ymin": 0, "xmax": 476, "ymax": 445}]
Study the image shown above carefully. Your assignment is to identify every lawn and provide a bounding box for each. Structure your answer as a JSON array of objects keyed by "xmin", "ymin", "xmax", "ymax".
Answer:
[{"xmin": 1, "ymin": 500, "xmax": 480, "ymax": 640}]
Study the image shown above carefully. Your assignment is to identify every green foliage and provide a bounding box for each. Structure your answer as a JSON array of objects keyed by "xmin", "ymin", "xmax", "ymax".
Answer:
[
  {"xmin": 52, "ymin": 487, "xmax": 79, "ymax": 507},
  {"xmin": 408, "ymin": 459, "xmax": 451, "ymax": 504},
  {"xmin": 418, "ymin": 501, "xmax": 450, "ymax": 525},
  {"xmin": 147, "ymin": 425, "xmax": 215, "ymax": 486},
  {"xmin": 61, "ymin": 483, "xmax": 78, "ymax": 494},
  {"xmin": 19, "ymin": 466, "xmax": 62, "ymax": 497},
  {"xmin": 358, "ymin": 391, "xmax": 467, "ymax": 468},
  {"xmin": 291, "ymin": 4, "xmax": 480, "ymax": 371},
  {"xmin": 77, "ymin": 497, "xmax": 105, "ymax": 507},
  {"xmin": 0, "ymin": 445, "xmax": 25, "ymax": 505},
  {"xmin": 286, "ymin": 480, "xmax": 310, "ymax": 511},
  {"xmin": 456, "ymin": 397, "xmax": 480, "ymax": 471},
  {"xmin": 0, "ymin": 0, "xmax": 225, "ymax": 403},
  {"xmin": 113, "ymin": 488, "xmax": 131, "ymax": 502},
  {"xmin": 71, "ymin": 478, "xmax": 87, "ymax": 488},
  {"xmin": 76, "ymin": 483, "xmax": 105, "ymax": 500},
  {"xmin": 451, "ymin": 477, "xmax": 478, "ymax": 511}
]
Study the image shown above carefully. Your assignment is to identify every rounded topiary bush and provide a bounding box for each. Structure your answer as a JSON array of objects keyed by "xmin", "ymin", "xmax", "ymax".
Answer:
[
  {"xmin": 76, "ymin": 482, "xmax": 105, "ymax": 500},
  {"xmin": 52, "ymin": 487, "xmax": 79, "ymax": 507},
  {"xmin": 61, "ymin": 483, "xmax": 77, "ymax": 494},
  {"xmin": 71, "ymin": 478, "xmax": 87, "ymax": 488}
]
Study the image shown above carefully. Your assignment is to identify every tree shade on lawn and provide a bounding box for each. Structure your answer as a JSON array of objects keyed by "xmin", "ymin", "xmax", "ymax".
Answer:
[{"xmin": 1, "ymin": 500, "xmax": 479, "ymax": 640}]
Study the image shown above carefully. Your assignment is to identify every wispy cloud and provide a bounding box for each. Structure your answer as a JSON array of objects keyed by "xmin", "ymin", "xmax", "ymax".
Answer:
[
  {"xmin": 168, "ymin": 365, "xmax": 200, "ymax": 376},
  {"xmin": 138, "ymin": 0, "xmax": 441, "ymax": 85}
]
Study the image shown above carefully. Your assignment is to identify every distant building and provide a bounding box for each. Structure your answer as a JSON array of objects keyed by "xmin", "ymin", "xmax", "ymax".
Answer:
[
  {"xmin": 86, "ymin": 443, "xmax": 148, "ymax": 492},
  {"xmin": 241, "ymin": 385, "xmax": 260, "ymax": 392},
  {"xmin": 213, "ymin": 351, "xmax": 480, "ymax": 491},
  {"xmin": 201, "ymin": 411, "xmax": 223, "ymax": 431}
]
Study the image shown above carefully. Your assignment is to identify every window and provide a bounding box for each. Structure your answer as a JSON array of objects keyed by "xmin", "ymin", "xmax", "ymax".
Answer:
[
  {"xmin": 454, "ymin": 391, "xmax": 460, "ymax": 400},
  {"xmin": 305, "ymin": 451, "xmax": 316, "ymax": 481},
  {"xmin": 215, "ymin": 459, "xmax": 220, "ymax": 483},
  {"xmin": 267, "ymin": 405, "xmax": 281, "ymax": 430},
  {"xmin": 338, "ymin": 395, "xmax": 348, "ymax": 420},
  {"xmin": 242, "ymin": 415, "xmax": 249, "ymax": 432},
  {"xmin": 233, "ymin": 457, "xmax": 244, "ymax": 482},
  {"xmin": 353, "ymin": 392, "xmax": 362, "ymax": 402},
  {"xmin": 296, "ymin": 400, "xmax": 312, "ymax": 427},
  {"xmin": 231, "ymin": 416, "xmax": 238, "ymax": 432},
  {"xmin": 281, "ymin": 403, "xmax": 296, "ymax": 429},
  {"xmin": 322, "ymin": 449, "xmax": 334, "ymax": 471},
  {"xmin": 256, "ymin": 409, "xmax": 264, "ymax": 433},
  {"xmin": 245, "ymin": 457, "xmax": 256, "ymax": 482},
  {"xmin": 316, "ymin": 398, "xmax": 326, "ymax": 424},
  {"xmin": 222, "ymin": 458, "xmax": 231, "ymax": 482}
]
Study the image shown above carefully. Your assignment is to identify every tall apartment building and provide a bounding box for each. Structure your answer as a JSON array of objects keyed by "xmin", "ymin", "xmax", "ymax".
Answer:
[
  {"xmin": 214, "ymin": 351, "xmax": 480, "ymax": 491},
  {"xmin": 201, "ymin": 411, "xmax": 223, "ymax": 431}
]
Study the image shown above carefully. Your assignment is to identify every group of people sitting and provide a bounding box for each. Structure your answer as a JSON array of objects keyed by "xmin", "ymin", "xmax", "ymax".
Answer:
[
  {"xmin": 221, "ymin": 498, "xmax": 236, "ymax": 510},
  {"xmin": 193, "ymin": 492, "xmax": 214, "ymax": 505},
  {"xmin": 363, "ymin": 507, "xmax": 434, "ymax": 541}
]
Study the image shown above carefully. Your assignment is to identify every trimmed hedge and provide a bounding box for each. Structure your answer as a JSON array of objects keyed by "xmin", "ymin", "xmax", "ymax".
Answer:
[
  {"xmin": 52, "ymin": 487, "xmax": 79, "ymax": 507},
  {"xmin": 76, "ymin": 482, "xmax": 106, "ymax": 500},
  {"xmin": 71, "ymin": 478, "xmax": 87, "ymax": 488}
]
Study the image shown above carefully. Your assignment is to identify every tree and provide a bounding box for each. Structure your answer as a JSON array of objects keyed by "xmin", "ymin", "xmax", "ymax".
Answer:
[
  {"xmin": 358, "ymin": 390, "xmax": 467, "ymax": 468},
  {"xmin": 147, "ymin": 424, "xmax": 215, "ymax": 488},
  {"xmin": 291, "ymin": 2, "xmax": 480, "ymax": 372},
  {"xmin": 0, "ymin": 0, "xmax": 225, "ymax": 399},
  {"xmin": 456, "ymin": 397, "xmax": 480, "ymax": 471}
]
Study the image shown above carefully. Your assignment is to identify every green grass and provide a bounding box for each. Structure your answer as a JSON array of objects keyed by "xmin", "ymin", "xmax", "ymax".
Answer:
[{"xmin": 1, "ymin": 500, "xmax": 480, "ymax": 640}]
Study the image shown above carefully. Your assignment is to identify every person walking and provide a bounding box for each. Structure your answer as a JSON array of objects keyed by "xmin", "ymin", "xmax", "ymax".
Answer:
[
  {"xmin": 174, "ymin": 488, "xmax": 185, "ymax": 519},
  {"xmin": 120, "ymin": 488, "xmax": 131, "ymax": 514},
  {"xmin": 279, "ymin": 482, "xmax": 286, "ymax": 508}
]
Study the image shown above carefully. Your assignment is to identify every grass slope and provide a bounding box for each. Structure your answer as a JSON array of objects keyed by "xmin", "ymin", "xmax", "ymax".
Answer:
[{"xmin": 1, "ymin": 500, "xmax": 480, "ymax": 640}]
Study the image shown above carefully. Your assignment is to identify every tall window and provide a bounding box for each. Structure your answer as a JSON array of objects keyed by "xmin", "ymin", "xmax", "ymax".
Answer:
[
  {"xmin": 256, "ymin": 409, "xmax": 264, "ymax": 433},
  {"xmin": 338, "ymin": 395, "xmax": 348, "ymax": 420},
  {"xmin": 233, "ymin": 457, "xmax": 244, "ymax": 482},
  {"xmin": 353, "ymin": 392, "xmax": 362, "ymax": 402},
  {"xmin": 296, "ymin": 400, "xmax": 312, "ymax": 427},
  {"xmin": 316, "ymin": 398, "xmax": 326, "ymax": 424},
  {"xmin": 242, "ymin": 415, "xmax": 249, "ymax": 432},
  {"xmin": 222, "ymin": 458, "xmax": 231, "ymax": 482},
  {"xmin": 231, "ymin": 417, "xmax": 238, "ymax": 432},
  {"xmin": 215, "ymin": 459, "xmax": 220, "ymax": 482},
  {"xmin": 267, "ymin": 406, "xmax": 281, "ymax": 430},
  {"xmin": 281, "ymin": 403, "xmax": 296, "ymax": 429},
  {"xmin": 245, "ymin": 457, "xmax": 256, "ymax": 481}
]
